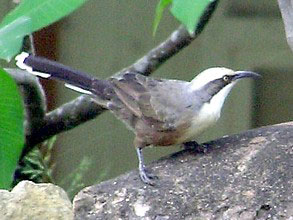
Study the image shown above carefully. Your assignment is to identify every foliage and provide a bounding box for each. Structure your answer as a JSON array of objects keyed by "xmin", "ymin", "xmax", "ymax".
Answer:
[
  {"xmin": 0, "ymin": 0, "xmax": 88, "ymax": 189},
  {"xmin": 153, "ymin": 0, "xmax": 172, "ymax": 36},
  {"xmin": 13, "ymin": 136, "xmax": 57, "ymax": 186},
  {"xmin": 0, "ymin": 0, "xmax": 88, "ymax": 61},
  {"xmin": 154, "ymin": 0, "xmax": 214, "ymax": 35},
  {"xmin": 0, "ymin": 68, "xmax": 24, "ymax": 189}
]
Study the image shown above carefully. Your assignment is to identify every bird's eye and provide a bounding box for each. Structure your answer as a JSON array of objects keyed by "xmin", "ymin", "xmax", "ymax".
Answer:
[{"xmin": 223, "ymin": 75, "xmax": 229, "ymax": 82}]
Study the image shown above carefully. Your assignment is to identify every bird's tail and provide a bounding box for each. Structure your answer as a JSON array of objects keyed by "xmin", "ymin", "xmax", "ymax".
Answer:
[{"xmin": 15, "ymin": 52, "xmax": 96, "ymax": 95}]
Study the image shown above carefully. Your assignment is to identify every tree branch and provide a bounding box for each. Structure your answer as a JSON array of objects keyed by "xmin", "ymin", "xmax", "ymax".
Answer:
[
  {"xmin": 277, "ymin": 0, "xmax": 293, "ymax": 52},
  {"xmin": 6, "ymin": 68, "xmax": 47, "ymax": 136},
  {"xmin": 121, "ymin": 1, "xmax": 219, "ymax": 76},
  {"xmin": 25, "ymin": 95, "xmax": 105, "ymax": 150},
  {"xmin": 21, "ymin": 0, "xmax": 219, "ymax": 153}
]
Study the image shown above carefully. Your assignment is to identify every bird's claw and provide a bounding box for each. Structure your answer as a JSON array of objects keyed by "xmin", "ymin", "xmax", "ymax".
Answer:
[{"xmin": 139, "ymin": 167, "xmax": 157, "ymax": 185}]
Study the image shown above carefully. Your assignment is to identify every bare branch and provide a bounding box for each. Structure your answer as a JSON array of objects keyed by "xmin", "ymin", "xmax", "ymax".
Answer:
[
  {"xmin": 121, "ymin": 1, "xmax": 219, "ymax": 76},
  {"xmin": 25, "ymin": 95, "xmax": 105, "ymax": 152},
  {"xmin": 277, "ymin": 0, "xmax": 293, "ymax": 52},
  {"xmin": 23, "ymin": 0, "xmax": 219, "ymax": 152},
  {"xmin": 6, "ymin": 68, "xmax": 47, "ymax": 136}
]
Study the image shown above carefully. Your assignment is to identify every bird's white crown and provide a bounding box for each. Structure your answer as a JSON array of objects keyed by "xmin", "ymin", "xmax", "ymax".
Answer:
[{"xmin": 190, "ymin": 67, "xmax": 236, "ymax": 90}]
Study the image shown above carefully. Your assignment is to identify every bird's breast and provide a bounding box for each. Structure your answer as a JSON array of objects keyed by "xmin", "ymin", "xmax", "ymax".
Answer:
[{"xmin": 175, "ymin": 102, "xmax": 221, "ymax": 144}]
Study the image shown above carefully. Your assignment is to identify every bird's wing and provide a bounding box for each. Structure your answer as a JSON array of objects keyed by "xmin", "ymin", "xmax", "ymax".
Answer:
[
  {"xmin": 110, "ymin": 73, "xmax": 158, "ymax": 119},
  {"xmin": 110, "ymin": 73, "xmax": 198, "ymax": 129}
]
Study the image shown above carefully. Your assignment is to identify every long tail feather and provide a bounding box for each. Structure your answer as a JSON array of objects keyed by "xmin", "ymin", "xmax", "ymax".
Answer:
[{"xmin": 15, "ymin": 52, "xmax": 94, "ymax": 94}]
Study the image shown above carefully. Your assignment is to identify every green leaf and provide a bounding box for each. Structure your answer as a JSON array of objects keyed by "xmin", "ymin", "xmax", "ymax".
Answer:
[
  {"xmin": 0, "ymin": 16, "xmax": 32, "ymax": 62},
  {"xmin": 0, "ymin": 0, "xmax": 88, "ymax": 61},
  {"xmin": 153, "ymin": 0, "xmax": 172, "ymax": 36},
  {"xmin": 171, "ymin": 0, "xmax": 213, "ymax": 35},
  {"xmin": 0, "ymin": 0, "xmax": 88, "ymax": 29},
  {"xmin": 0, "ymin": 68, "xmax": 24, "ymax": 189}
]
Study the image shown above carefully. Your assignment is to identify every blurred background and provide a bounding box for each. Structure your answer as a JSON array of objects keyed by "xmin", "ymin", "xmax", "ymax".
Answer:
[{"xmin": 1, "ymin": 0, "xmax": 293, "ymax": 197}]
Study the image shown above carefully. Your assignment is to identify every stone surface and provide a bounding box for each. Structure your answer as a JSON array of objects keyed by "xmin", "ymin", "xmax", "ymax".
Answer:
[
  {"xmin": 73, "ymin": 122, "xmax": 293, "ymax": 220},
  {"xmin": 0, "ymin": 180, "xmax": 73, "ymax": 220}
]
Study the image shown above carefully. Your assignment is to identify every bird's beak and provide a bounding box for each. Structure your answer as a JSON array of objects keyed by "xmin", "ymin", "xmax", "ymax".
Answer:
[{"xmin": 234, "ymin": 71, "xmax": 261, "ymax": 80}]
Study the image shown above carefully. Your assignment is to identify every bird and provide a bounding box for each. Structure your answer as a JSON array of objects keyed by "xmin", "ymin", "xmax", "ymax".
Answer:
[{"xmin": 15, "ymin": 52, "xmax": 261, "ymax": 185}]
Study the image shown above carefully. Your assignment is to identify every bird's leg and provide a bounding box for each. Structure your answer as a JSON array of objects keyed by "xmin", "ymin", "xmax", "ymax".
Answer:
[
  {"xmin": 183, "ymin": 141, "xmax": 208, "ymax": 153},
  {"xmin": 136, "ymin": 147, "xmax": 156, "ymax": 185}
]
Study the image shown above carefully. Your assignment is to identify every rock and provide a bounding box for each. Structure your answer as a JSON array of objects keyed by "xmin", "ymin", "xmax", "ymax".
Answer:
[
  {"xmin": 73, "ymin": 122, "xmax": 293, "ymax": 220},
  {"xmin": 0, "ymin": 180, "xmax": 73, "ymax": 220}
]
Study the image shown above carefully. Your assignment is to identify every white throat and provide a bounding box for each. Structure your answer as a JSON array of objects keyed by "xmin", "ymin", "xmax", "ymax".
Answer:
[{"xmin": 208, "ymin": 82, "xmax": 236, "ymax": 111}]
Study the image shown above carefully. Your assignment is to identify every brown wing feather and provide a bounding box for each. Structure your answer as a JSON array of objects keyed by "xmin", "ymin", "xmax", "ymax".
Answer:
[
  {"xmin": 110, "ymin": 73, "xmax": 196, "ymax": 133},
  {"xmin": 111, "ymin": 73, "xmax": 161, "ymax": 121},
  {"xmin": 111, "ymin": 79, "xmax": 143, "ymax": 117}
]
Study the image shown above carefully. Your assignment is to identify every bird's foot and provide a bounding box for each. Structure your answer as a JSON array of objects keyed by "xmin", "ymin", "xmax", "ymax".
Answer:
[
  {"xmin": 136, "ymin": 147, "xmax": 157, "ymax": 185},
  {"xmin": 139, "ymin": 166, "xmax": 157, "ymax": 186},
  {"xmin": 183, "ymin": 141, "xmax": 208, "ymax": 154}
]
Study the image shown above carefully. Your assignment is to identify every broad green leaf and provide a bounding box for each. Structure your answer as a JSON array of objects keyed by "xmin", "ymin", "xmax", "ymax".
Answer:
[
  {"xmin": 0, "ymin": 0, "xmax": 88, "ymax": 61},
  {"xmin": 0, "ymin": 0, "xmax": 88, "ymax": 29},
  {"xmin": 0, "ymin": 68, "xmax": 24, "ymax": 189},
  {"xmin": 0, "ymin": 16, "xmax": 31, "ymax": 61},
  {"xmin": 153, "ymin": 0, "xmax": 172, "ymax": 36},
  {"xmin": 171, "ymin": 0, "xmax": 214, "ymax": 35}
]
